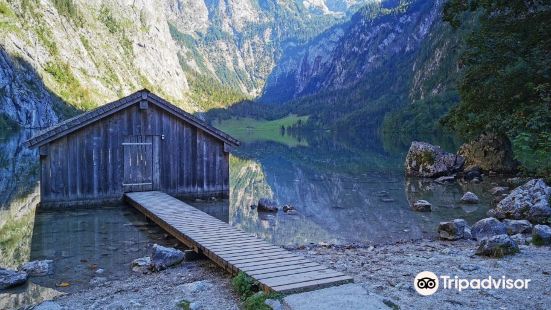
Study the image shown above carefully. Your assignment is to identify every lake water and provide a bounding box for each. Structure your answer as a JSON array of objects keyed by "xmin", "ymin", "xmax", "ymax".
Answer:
[{"xmin": 0, "ymin": 129, "xmax": 506, "ymax": 308}]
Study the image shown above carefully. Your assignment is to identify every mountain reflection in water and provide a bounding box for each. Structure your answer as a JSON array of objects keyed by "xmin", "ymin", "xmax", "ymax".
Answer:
[{"xmin": 191, "ymin": 129, "xmax": 499, "ymax": 246}]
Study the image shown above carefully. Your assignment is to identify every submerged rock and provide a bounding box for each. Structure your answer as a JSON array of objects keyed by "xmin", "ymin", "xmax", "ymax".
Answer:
[
  {"xmin": 257, "ymin": 198, "xmax": 278, "ymax": 212},
  {"xmin": 503, "ymin": 219, "xmax": 533, "ymax": 235},
  {"xmin": 458, "ymin": 133, "xmax": 518, "ymax": 173},
  {"xmin": 434, "ymin": 175, "xmax": 456, "ymax": 184},
  {"xmin": 151, "ymin": 244, "xmax": 184, "ymax": 271},
  {"xmin": 438, "ymin": 219, "xmax": 472, "ymax": 240},
  {"xmin": 475, "ymin": 234, "xmax": 519, "ymax": 257},
  {"xmin": 19, "ymin": 260, "xmax": 54, "ymax": 277},
  {"xmin": 471, "ymin": 217, "xmax": 507, "ymax": 240},
  {"xmin": 282, "ymin": 205, "xmax": 295, "ymax": 212},
  {"xmin": 488, "ymin": 179, "xmax": 551, "ymax": 223},
  {"xmin": 405, "ymin": 141, "xmax": 464, "ymax": 178},
  {"xmin": 411, "ymin": 200, "xmax": 432, "ymax": 212},
  {"xmin": 532, "ymin": 225, "xmax": 551, "ymax": 246},
  {"xmin": 460, "ymin": 192, "xmax": 479, "ymax": 204},
  {"xmin": 0, "ymin": 268, "xmax": 28, "ymax": 290},
  {"xmin": 490, "ymin": 186, "xmax": 509, "ymax": 196}
]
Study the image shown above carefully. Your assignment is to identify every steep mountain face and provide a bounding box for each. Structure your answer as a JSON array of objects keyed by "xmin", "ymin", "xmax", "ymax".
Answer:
[
  {"xmin": 262, "ymin": 0, "xmax": 447, "ymax": 103},
  {"xmin": 0, "ymin": 0, "xmax": 371, "ymax": 129}
]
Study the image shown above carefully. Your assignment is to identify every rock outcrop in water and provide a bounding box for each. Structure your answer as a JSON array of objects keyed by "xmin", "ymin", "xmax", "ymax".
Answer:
[
  {"xmin": 151, "ymin": 244, "xmax": 185, "ymax": 271},
  {"xmin": 0, "ymin": 268, "xmax": 28, "ymax": 289},
  {"xmin": 457, "ymin": 133, "xmax": 518, "ymax": 174},
  {"xmin": 405, "ymin": 141, "xmax": 465, "ymax": 178},
  {"xmin": 257, "ymin": 198, "xmax": 279, "ymax": 212},
  {"xmin": 18, "ymin": 260, "xmax": 54, "ymax": 277},
  {"xmin": 460, "ymin": 192, "xmax": 479, "ymax": 204},
  {"xmin": 488, "ymin": 179, "xmax": 551, "ymax": 224},
  {"xmin": 411, "ymin": 200, "xmax": 432, "ymax": 212}
]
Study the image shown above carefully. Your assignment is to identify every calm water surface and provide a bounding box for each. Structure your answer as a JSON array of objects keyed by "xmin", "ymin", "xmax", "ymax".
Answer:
[{"xmin": 0, "ymin": 129, "xmax": 506, "ymax": 308}]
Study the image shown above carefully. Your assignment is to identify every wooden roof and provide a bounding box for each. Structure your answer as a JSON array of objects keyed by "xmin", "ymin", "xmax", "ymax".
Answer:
[{"xmin": 25, "ymin": 89, "xmax": 240, "ymax": 148}]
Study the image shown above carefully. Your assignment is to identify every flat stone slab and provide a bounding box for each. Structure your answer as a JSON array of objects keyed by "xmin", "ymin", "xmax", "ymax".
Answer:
[{"xmin": 282, "ymin": 284, "xmax": 392, "ymax": 310}]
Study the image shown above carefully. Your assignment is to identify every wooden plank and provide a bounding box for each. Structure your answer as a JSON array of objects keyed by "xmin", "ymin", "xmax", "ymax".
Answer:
[
  {"xmin": 234, "ymin": 257, "xmax": 310, "ymax": 270},
  {"xmin": 271, "ymin": 276, "xmax": 354, "ymax": 294},
  {"xmin": 253, "ymin": 266, "xmax": 328, "ymax": 280},
  {"xmin": 232, "ymin": 255, "xmax": 304, "ymax": 267},
  {"xmin": 219, "ymin": 248, "xmax": 289, "ymax": 260},
  {"xmin": 246, "ymin": 262, "xmax": 321, "ymax": 276},
  {"xmin": 213, "ymin": 245, "xmax": 280, "ymax": 255},
  {"xmin": 261, "ymin": 270, "xmax": 345, "ymax": 287}
]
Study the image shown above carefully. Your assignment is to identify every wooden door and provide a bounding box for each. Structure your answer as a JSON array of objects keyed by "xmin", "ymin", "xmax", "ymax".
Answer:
[{"xmin": 122, "ymin": 136, "xmax": 156, "ymax": 192}]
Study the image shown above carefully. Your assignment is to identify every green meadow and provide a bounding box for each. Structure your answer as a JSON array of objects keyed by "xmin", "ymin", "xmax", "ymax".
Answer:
[{"xmin": 213, "ymin": 114, "xmax": 309, "ymax": 147}]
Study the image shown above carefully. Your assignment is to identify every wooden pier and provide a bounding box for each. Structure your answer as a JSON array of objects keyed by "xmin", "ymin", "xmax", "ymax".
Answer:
[{"xmin": 125, "ymin": 191, "xmax": 353, "ymax": 293}]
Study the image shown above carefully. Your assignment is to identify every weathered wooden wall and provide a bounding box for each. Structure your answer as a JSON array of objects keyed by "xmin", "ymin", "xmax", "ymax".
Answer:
[{"xmin": 40, "ymin": 102, "xmax": 229, "ymax": 206}]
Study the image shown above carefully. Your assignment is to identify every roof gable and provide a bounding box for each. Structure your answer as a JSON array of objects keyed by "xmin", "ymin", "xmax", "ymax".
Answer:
[{"xmin": 25, "ymin": 89, "xmax": 239, "ymax": 148}]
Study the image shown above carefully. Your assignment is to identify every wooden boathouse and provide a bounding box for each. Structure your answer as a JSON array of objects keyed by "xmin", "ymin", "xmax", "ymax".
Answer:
[{"xmin": 26, "ymin": 89, "xmax": 239, "ymax": 207}]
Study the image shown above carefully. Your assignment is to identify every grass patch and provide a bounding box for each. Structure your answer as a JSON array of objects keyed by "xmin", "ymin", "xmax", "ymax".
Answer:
[
  {"xmin": 214, "ymin": 114, "xmax": 309, "ymax": 147},
  {"xmin": 36, "ymin": 25, "xmax": 59, "ymax": 56},
  {"xmin": 231, "ymin": 272, "xmax": 256, "ymax": 298},
  {"xmin": 231, "ymin": 272, "xmax": 282, "ymax": 310},
  {"xmin": 177, "ymin": 299, "xmax": 191, "ymax": 310}
]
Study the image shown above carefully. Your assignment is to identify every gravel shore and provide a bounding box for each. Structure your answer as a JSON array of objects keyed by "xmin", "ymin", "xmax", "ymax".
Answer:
[
  {"xmin": 53, "ymin": 258, "xmax": 239, "ymax": 310},
  {"xmin": 47, "ymin": 239, "xmax": 551, "ymax": 309},
  {"xmin": 288, "ymin": 239, "xmax": 551, "ymax": 309}
]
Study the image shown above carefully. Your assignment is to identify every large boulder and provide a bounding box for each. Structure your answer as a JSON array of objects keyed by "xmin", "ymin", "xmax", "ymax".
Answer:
[
  {"xmin": 457, "ymin": 133, "xmax": 518, "ymax": 173},
  {"xmin": 438, "ymin": 219, "xmax": 472, "ymax": 240},
  {"xmin": 475, "ymin": 234, "xmax": 519, "ymax": 257},
  {"xmin": 18, "ymin": 260, "xmax": 54, "ymax": 277},
  {"xmin": 503, "ymin": 219, "xmax": 533, "ymax": 235},
  {"xmin": 488, "ymin": 179, "xmax": 551, "ymax": 224},
  {"xmin": 532, "ymin": 225, "xmax": 551, "ymax": 246},
  {"xmin": 471, "ymin": 217, "xmax": 507, "ymax": 240},
  {"xmin": 405, "ymin": 142, "xmax": 464, "ymax": 178},
  {"xmin": 257, "ymin": 198, "xmax": 278, "ymax": 212},
  {"xmin": 0, "ymin": 268, "xmax": 28, "ymax": 290},
  {"xmin": 150, "ymin": 244, "xmax": 184, "ymax": 271}
]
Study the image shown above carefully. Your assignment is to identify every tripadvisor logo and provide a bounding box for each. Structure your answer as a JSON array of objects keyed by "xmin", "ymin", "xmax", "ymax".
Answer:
[
  {"xmin": 414, "ymin": 271, "xmax": 439, "ymax": 296},
  {"xmin": 413, "ymin": 271, "xmax": 531, "ymax": 296}
]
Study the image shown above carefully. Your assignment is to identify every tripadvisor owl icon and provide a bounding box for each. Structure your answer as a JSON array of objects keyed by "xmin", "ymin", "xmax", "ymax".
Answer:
[{"xmin": 414, "ymin": 271, "xmax": 439, "ymax": 296}]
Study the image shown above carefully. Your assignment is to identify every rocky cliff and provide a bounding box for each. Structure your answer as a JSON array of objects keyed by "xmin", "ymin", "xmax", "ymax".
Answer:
[{"xmin": 0, "ymin": 0, "xmax": 371, "ymax": 129}]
